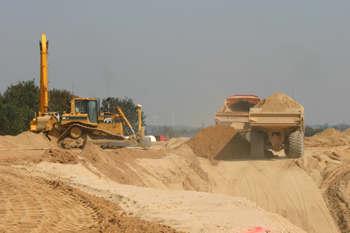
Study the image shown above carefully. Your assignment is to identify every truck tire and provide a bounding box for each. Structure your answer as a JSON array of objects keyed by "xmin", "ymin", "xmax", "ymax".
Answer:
[
  {"xmin": 287, "ymin": 130, "xmax": 304, "ymax": 158},
  {"xmin": 284, "ymin": 149, "xmax": 289, "ymax": 156},
  {"xmin": 245, "ymin": 132, "xmax": 251, "ymax": 142},
  {"xmin": 250, "ymin": 130, "xmax": 265, "ymax": 160}
]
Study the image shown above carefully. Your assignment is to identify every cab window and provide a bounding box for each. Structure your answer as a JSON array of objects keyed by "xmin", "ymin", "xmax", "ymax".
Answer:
[{"xmin": 75, "ymin": 101, "xmax": 86, "ymax": 113}]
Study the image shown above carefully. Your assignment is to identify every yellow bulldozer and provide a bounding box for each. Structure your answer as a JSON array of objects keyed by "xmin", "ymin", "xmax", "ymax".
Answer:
[{"xmin": 30, "ymin": 34, "xmax": 150, "ymax": 149}]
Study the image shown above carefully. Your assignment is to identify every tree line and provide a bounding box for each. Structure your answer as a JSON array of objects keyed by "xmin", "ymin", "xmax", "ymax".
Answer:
[
  {"xmin": 146, "ymin": 125, "xmax": 203, "ymax": 139},
  {"xmin": 305, "ymin": 123, "xmax": 350, "ymax": 137},
  {"xmin": 0, "ymin": 80, "xmax": 146, "ymax": 136}
]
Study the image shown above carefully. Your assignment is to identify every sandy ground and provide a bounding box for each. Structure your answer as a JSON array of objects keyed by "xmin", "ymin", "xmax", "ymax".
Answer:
[{"xmin": 0, "ymin": 129, "xmax": 349, "ymax": 233}]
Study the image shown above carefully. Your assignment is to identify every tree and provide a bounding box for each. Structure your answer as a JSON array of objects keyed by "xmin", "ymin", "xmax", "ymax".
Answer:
[
  {"xmin": 313, "ymin": 128, "xmax": 324, "ymax": 135},
  {"xmin": 162, "ymin": 127, "xmax": 175, "ymax": 139},
  {"xmin": 305, "ymin": 126, "xmax": 314, "ymax": 137},
  {"xmin": 0, "ymin": 103, "xmax": 27, "ymax": 135},
  {"xmin": 2, "ymin": 79, "xmax": 39, "ymax": 111},
  {"xmin": 100, "ymin": 97, "xmax": 147, "ymax": 133},
  {"xmin": 49, "ymin": 88, "xmax": 75, "ymax": 115},
  {"xmin": 0, "ymin": 80, "xmax": 39, "ymax": 135}
]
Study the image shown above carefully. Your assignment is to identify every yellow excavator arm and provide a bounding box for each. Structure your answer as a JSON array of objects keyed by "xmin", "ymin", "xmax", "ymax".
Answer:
[
  {"xmin": 30, "ymin": 34, "xmax": 52, "ymax": 132},
  {"xmin": 39, "ymin": 34, "xmax": 49, "ymax": 116}
]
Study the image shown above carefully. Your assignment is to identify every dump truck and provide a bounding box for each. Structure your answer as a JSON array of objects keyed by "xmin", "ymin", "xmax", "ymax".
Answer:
[
  {"xmin": 30, "ymin": 34, "xmax": 150, "ymax": 149},
  {"xmin": 215, "ymin": 95, "xmax": 260, "ymax": 139},
  {"xmin": 249, "ymin": 108, "xmax": 304, "ymax": 159}
]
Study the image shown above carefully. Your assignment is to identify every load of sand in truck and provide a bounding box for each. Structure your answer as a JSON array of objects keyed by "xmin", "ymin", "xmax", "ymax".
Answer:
[{"xmin": 249, "ymin": 93, "xmax": 304, "ymax": 159}]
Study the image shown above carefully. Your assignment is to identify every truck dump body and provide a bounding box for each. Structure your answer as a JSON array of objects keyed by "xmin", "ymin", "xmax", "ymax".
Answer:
[{"xmin": 249, "ymin": 108, "xmax": 303, "ymax": 128}]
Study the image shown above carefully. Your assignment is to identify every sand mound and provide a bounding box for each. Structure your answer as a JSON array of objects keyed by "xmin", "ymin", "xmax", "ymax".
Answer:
[
  {"xmin": 80, "ymin": 143, "xmax": 165, "ymax": 185},
  {"xmin": 332, "ymin": 149, "xmax": 350, "ymax": 160},
  {"xmin": 253, "ymin": 93, "xmax": 304, "ymax": 112},
  {"xmin": 165, "ymin": 138, "xmax": 184, "ymax": 149},
  {"xmin": 305, "ymin": 128, "xmax": 350, "ymax": 147},
  {"xmin": 43, "ymin": 148, "xmax": 78, "ymax": 164},
  {"xmin": 312, "ymin": 128, "xmax": 343, "ymax": 139},
  {"xmin": 342, "ymin": 128, "xmax": 350, "ymax": 136},
  {"xmin": 0, "ymin": 131, "xmax": 52, "ymax": 148},
  {"xmin": 185, "ymin": 125, "xmax": 250, "ymax": 160}
]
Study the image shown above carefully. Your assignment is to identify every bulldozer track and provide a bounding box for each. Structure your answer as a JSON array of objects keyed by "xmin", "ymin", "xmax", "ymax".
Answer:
[
  {"xmin": 58, "ymin": 123, "xmax": 125, "ymax": 148},
  {"xmin": 0, "ymin": 167, "xmax": 99, "ymax": 233}
]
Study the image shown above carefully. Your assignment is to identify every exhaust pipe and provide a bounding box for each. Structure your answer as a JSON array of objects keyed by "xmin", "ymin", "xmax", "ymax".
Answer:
[{"xmin": 107, "ymin": 98, "xmax": 111, "ymax": 112}]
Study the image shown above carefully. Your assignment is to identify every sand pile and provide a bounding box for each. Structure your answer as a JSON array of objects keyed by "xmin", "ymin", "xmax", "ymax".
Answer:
[
  {"xmin": 79, "ymin": 143, "xmax": 164, "ymax": 185},
  {"xmin": 312, "ymin": 128, "xmax": 344, "ymax": 139},
  {"xmin": 253, "ymin": 93, "xmax": 304, "ymax": 112},
  {"xmin": 165, "ymin": 138, "xmax": 184, "ymax": 149},
  {"xmin": 43, "ymin": 148, "xmax": 78, "ymax": 164},
  {"xmin": 342, "ymin": 128, "xmax": 350, "ymax": 137},
  {"xmin": 0, "ymin": 131, "xmax": 52, "ymax": 148},
  {"xmin": 305, "ymin": 128, "xmax": 350, "ymax": 147},
  {"xmin": 186, "ymin": 125, "xmax": 250, "ymax": 160},
  {"xmin": 78, "ymin": 142, "xmax": 210, "ymax": 191}
]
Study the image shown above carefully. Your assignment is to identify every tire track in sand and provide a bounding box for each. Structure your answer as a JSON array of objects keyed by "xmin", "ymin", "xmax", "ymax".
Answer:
[{"xmin": 0, "ymin": 167, "xmax": 98, "ymax": 233}]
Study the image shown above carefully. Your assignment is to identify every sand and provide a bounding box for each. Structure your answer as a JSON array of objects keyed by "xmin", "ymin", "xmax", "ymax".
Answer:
[
  {"xmin": 0, "ymin": 127, "xmax": 349, "ymax": 233},
  {"xmin": 186, "ymin": 125, "xmax": 250, "ymax": 160},
  {"xmin": 0, "ymin": 167, "xmax": 178, "ymax": 233},
  {"xmin": 305, "ymin": 128, "xmax": 350, "ymax": 147},
  {"xmin": 253, "ymin": 93, "xmax": 304, "ymax": 112},
  {"xmin": 312, "ymin": 128, "xmax": 344, "ymax": 139}
]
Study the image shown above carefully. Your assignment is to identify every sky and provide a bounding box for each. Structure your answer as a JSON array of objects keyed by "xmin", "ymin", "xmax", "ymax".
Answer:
[{"xmin": 0, "ymin": 1, "xmax": 349, "ymax": 127}]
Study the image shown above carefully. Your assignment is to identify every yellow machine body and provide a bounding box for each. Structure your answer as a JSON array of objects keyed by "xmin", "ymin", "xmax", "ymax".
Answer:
[{"xmin": 61, "ymin": 97, "xmax": 124, "ymax": 136}]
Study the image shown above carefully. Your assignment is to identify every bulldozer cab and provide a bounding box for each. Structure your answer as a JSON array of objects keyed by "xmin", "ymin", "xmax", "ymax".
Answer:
[
  {"xmin": 62, "ymin": 98, "xmax": 98, "ymax": 125},
  {"xmin": 73, "ymin": 99, "xmax": 98, "ymax": 123}
]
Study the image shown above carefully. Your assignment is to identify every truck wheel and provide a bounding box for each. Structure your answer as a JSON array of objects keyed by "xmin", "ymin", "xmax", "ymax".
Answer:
[
  {"xmin": 251, "ymin": 130, "xmax": 265, "ymax": 160},
  {"xmin": 284, "ymin": 149, "xmax": 289, "ymax": 156},
  {"xmin": 288, "ymin": 130, "xmax": 304, "ymax": 158},
  {"xmin": 245, "ymin": 132, "xmax": 251, "ymax": 142}
]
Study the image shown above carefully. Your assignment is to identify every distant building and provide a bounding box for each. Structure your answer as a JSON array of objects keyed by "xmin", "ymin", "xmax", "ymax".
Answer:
[{"xmin": 154, "ymin": 134, "xmax": 168, "ymax": 141}]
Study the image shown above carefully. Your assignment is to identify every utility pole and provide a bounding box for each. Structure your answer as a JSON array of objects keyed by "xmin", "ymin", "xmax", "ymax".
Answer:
[{"xmin": 152, "ymin": 115, "xmax": 158, "ymax": 126}]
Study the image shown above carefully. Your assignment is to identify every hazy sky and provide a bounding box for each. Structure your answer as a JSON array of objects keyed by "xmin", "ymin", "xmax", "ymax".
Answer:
[{"xmin": 1, "ymin": 1, "xmax": 349, "ymax": 127}]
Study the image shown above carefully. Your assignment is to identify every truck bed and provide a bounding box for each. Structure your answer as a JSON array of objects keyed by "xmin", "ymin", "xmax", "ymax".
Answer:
[
  {"xmin": 249, "ymin": 108, "xmax": 303, "ymax": 127},
  {"xmin": 215, "ymin": 111, "xmax": 249, "ymax": 124}
]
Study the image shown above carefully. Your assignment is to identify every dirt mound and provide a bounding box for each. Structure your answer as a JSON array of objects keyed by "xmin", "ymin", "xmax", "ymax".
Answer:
[
  {"xmin": 78, "ymin": 142, "xmax": 210, "ymax": 192},
  {"xmin": 253, "ymin": 93, "xmax": 304, "ymax": 112},
  {"xmin": 43, "ymin": 148, "xmax": 78, "ymax": 164},
  {"xmin": 332, "ymin": 149, "xmax": 350, "ymax": 160},
  {"xmin": 295, "ymin": 150, "xmax": 350, "ymax": 233},
  {"xmin": 165, "ymin": 138, "xmax": 184, "ymax": 149},
  {"xmin": 80, "ymin": 143, "xmax": 165, "ymax": 185},
  {"xmin": 185, "ymin": 125, "xmax": 250, "ymax": 160},
  {"xmin": 305, "ymin": 128, "xmax": 349, "ymax": 147},
  {"xmin": 0, "ymin": 131, "xmax": 52, "ymax": 148},
  {"xmin": 312, "ymin": 128, "xmax": 343, "ymax": 139},
  {"xmin": 342, "ymin": 128, "xmax": 350, "ymax": 137},
  {"xmin": 321, "ymin": 160, "xmax": 350, "ymax": 233}
]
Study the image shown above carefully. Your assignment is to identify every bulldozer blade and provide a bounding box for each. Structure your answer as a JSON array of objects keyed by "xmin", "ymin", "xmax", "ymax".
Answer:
[
  {"xmin": 102, "ymin": 141, "xmax": 138, "ymax": 148},
  {"xmin": 140, "ymin": 137, "xmax": 151, "ymax": 148},
  {"xmin": 101, "ymin": 137, "xmax": 151, "ymax": 148}
]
